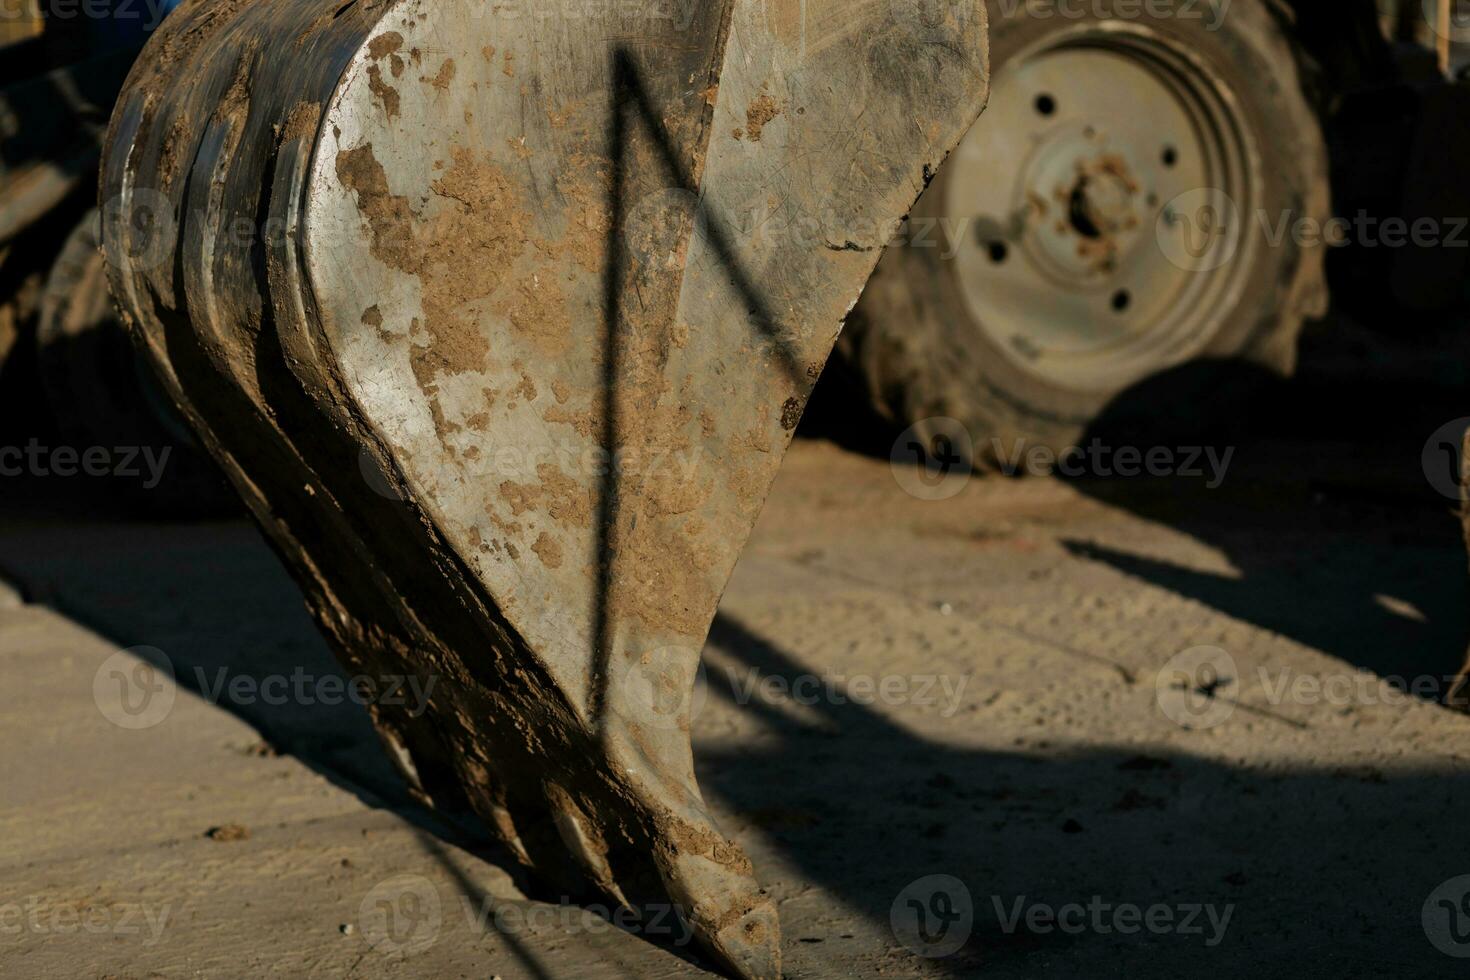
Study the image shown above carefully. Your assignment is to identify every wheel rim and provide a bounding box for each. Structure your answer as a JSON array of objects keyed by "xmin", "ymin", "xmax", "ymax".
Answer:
[{"xmin": 941, "ymin": 24, "xmax": 1259, "ymax": 393}]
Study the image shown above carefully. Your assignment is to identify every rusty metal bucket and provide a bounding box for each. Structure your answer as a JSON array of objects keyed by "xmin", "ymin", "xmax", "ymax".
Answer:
[{"xmin": 100, "ymin": 1, "xmax": 988, "ymax": 974}]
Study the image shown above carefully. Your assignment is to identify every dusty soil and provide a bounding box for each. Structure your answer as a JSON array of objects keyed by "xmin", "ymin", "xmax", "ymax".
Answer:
[{"xmin": 2, "ymin": 313, "xmax": 1470, "ymax": 977}]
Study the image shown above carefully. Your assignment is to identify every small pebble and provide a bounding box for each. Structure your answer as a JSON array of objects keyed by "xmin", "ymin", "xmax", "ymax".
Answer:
[
  {"xmin": 340, "ymin": 923, "xmax": 355, "ymax": 936},
  {"xmin": 205, "ymin": 824, "xmax": 250, "ymax": 842}
]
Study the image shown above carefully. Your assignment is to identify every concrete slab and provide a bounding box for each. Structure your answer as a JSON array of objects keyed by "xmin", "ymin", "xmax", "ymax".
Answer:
[{"xmin": 2, "ymin": 438, "xmax": 1469, "ymax": 976}]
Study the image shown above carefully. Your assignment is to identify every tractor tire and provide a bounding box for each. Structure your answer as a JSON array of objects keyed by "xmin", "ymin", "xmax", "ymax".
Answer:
[
  {"xmin": 37, "ymin": 210, "xmax": 235, "ymax": 516},
  {"xmin": 839, "ymin": 0, "xmax": 1330, "ymax": 468}
]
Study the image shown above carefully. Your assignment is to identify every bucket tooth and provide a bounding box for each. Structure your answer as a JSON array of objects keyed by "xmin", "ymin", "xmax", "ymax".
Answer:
[{"xmin": 101, "ymin": 1, "xmax": 988, "ymax": 976}]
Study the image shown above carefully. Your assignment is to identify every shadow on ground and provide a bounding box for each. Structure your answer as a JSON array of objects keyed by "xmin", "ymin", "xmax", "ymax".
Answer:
[
  {"xmin": 699, "ymin": 612, "xmax": 1470, "ymax": 978},
  {"xmin": 1060, "ymin": 336, "xmax": 1470, "ymax": 697},
  {"xmin": 3, "ymin": 310, "xmax": 1470, "ymax": 975},
  {"xmin": 803, "ymin": 312, "xmax": 1470, "ymax": 701},
  {"xmin": 1, "ymin": 456, "xmax": 1468, "ymax": 976}
]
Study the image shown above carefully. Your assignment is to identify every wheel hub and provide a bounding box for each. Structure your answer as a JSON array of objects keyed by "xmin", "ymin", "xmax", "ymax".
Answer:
[
  {"xmin": 1022, "ymin": 130, "xmax": 1147, "ymax": 282},
  {"xmin": 941, "ymin": 29, "xmax": 1255, "ymax": 392}
]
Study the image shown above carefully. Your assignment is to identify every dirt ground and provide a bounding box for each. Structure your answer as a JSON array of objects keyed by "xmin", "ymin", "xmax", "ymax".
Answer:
[{"xmin": 3, "ymin": 313, "xmax": 1470, "ymax": 978}]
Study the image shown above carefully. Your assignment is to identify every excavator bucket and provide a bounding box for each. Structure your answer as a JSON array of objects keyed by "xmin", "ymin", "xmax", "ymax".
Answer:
[{"xmin": 100, "ymin": 0, "xmax": 987, "ymax": 975}]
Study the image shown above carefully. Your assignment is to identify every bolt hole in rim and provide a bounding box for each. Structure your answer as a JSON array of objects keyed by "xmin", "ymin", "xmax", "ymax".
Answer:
[{"xmin": 938, "ymin": 24, "xmax": 1260, "ymax": 393}]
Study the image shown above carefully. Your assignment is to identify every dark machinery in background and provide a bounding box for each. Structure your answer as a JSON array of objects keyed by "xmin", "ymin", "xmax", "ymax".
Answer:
[
  {"xmin": 0, "ymin": 0, "xmax": 231, "ymax": 511},
  {"xmin": 2, "ymin": 0, "xmax": 1469, "ymax": 503},
  {"xmin": 836, "ymin": 0, "xmax": 1470, "ymax": 465}
]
